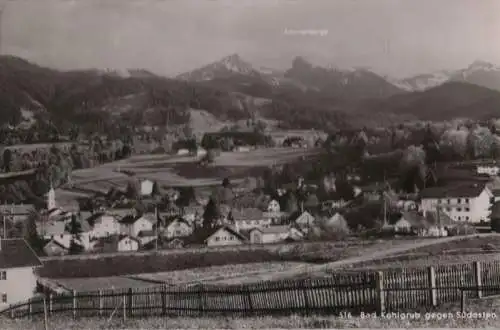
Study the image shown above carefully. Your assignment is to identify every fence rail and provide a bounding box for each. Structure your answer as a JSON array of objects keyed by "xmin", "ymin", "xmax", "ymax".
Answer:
[{"xmin": 4, "ymin": 260, "xmax": 500, "ymax": 319}]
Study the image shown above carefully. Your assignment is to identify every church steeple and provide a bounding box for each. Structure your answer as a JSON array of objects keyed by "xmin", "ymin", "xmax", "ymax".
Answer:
[{"xmin": 47, "ymin": 183, "xmax": 56, "ymax": 210}]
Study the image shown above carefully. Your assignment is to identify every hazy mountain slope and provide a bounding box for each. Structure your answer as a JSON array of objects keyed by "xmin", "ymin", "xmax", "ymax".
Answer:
[
  {"xmin": 395, "ymin": 60, "xmax": 500, "ymax": 92},
  {"xmin": 366, "ymin": 82, "xmax": 500, "ymax": 121},
  {"xmin": 284, "ymin": 56, "xmax": 405, "ymax": 99}
]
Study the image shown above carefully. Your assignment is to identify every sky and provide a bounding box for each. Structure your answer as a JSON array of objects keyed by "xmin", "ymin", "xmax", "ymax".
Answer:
[{"xmin": 3, "ymin": 0, "xmax": 500, "ymax": 79}]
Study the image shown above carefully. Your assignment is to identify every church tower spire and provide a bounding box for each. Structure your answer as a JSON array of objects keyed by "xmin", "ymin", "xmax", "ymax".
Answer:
[{"xmin": 47, "ymin": 183, "xmax": 56, "ymax": 210}]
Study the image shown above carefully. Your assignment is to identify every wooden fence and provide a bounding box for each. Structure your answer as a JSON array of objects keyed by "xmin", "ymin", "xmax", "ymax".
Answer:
[{"xmin": 4, "ymin": 260, "xmax": 500, "ymax": 319}]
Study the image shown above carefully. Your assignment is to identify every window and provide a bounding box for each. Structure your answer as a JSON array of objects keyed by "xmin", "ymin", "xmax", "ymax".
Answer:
[
  {"xmin": 465, "ymin": 208, "xmax": 470, "ymax": 212},
  {"xmin": 215, "ymin": 237, "xmax": 220, "ymax": 242},
  {"xmin": 466, "ymin": 216, "xmax": 470, "ymax": 221},
  {"xmin": 458, "ymin": 198, "xmax": 461, "ymax": 203},
  {"xmin": 447, "ymin": 199, "xmax": 451, "ymax": 204},
  {"xmin": 446, "ymin": 208, "xmax": 451, "ymax": 212},
  {"xmin": 230, "ymin": 236, "xmax": 234, "ymax": 241},
  {"xmin": 0, "ymin": 271, "xmax": 5, "ymax": 280},
  {"xmin": 458, "ymin": 216, "xmax": 461, "ymax": 221},
  {"xmin": 438, "ymin": 200, "xmax": 442, "ymax": 204},
  {"xmin": 1, "ymin": 294, "xmax": 6, "ymax": 303},
  {"xmin": 457, "ymin": 208, "xmax": 462, "ymax": 212}
]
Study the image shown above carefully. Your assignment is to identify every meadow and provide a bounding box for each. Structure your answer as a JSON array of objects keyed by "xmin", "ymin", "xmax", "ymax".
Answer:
[{"xmin": 65, "ymin": 147, "xmax": 321, "ymax": 193}]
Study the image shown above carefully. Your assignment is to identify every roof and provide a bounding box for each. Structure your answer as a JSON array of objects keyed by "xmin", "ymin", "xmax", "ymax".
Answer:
[
  {"xmin": 44, "ymin": 239, "xmax": 69, "ymax": 251},
  {"xmin": 251, "ymin": 225, "xmax": 290, "ymax": 234},
  {"xmin": 420, "ymin": 182, "xmax": 487, "ymax": 199},
  {"xmin": 197, "ymin": 226, "xmax": 248, "ymax": 243},
  {"xmin": 0, "ymin": 239, "xmax": 42, "ymax": 268},
  {"xmin": 229, "ymin": 208, "xmax": 264, "ymax": 221},
  {"xmin": 119, "ymin": 214, "xmax": 140, "ymax": 225},
  {"xmin": 138, "ymin": 230, "xmax": 156, "ymax": 237}
]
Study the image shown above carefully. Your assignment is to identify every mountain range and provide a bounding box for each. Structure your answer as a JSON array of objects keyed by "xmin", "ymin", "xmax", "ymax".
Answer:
[{"xmin": 1, "ymin": 53, "xmax": 500, "ymax": 134}]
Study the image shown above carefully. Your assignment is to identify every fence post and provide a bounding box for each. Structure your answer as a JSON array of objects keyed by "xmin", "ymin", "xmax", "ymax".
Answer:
[
  {"xmin": 245, "ymin": 285, "xmax": 253, "ymax": 315},
  {"xmin": 474, "ymin": 261, "xmax": 483, "ymax": 299},
  {"xmin": 72, "ymin": 290, "xmax": 77, "ymax": 319},
  {"xmin": 197, "ymin": 285, "xmax": 205, "ymax": 316},
  {"xmin": 9, "ymin": 304, "xmax": 13, "ymax": 319},
  {"xmin": 99, "ymin": 290, "xmax": 103, "ymax": 317},
  {"xmin": 376, "ymin": 271, "xmax": 385, "ymax": 316},
  {"xmin": 428, "ymin": 266, "xmax": 437, "ymax": 307},
  {"xmin": 122, "ymin": 291, "xmax": 127, "ymax": 321},
  {"xmin": 461, "ymin": 289, "xmax": 466, "ymax": 313},
  {"xmin": 29, "ymin": 298, "xmax": 32, "ymax": 320},
  {"xmin": 49, "ymin": 293, "xmax": 53, "ymax": 316},
  {"xmin": 127, "ymin": 288, "xmax": 133, "ymax": 318},
  {"xmin": 161, "ymin": 285, "xmax": 166, "ymax": 316},
  {"xmin": 302, "ymin": 279, "xmax": 310, "ymax": 315}
]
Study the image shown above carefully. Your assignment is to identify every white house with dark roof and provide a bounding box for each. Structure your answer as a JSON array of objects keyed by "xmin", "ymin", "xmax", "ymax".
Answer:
[
  {"xmin": 0, "ymin": 239, "xmax": 42, "ymax": 310},
  {"xmin": 119, "ymin": 214, "xmax": 155, "ymax": 237},
  {"xmin": 86, "ymin": 213, "xmax": 121, "ymax": 238},
  {"xmin": 117, "ymin": 236, "xmax": 140, "ymax": 252},
  {"xmin": 163, "ymin": 217, "xmax": 193, "ymax": 239},
  {"xmin": 229, "ymin": 208, "xmax": 270, "ymax": 231},
  {"xmin": 420, "ymin": 182, "xmax": 492, "ymax": 223},
  {"xmin": 202, "ymin": 226, "xmax": 247, "ymax": 247}
]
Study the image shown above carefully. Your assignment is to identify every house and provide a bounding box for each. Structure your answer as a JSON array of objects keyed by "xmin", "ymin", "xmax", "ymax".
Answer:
[
  {"xmin": 137, "ymin": 230, "xmax": 157, "ymax": 246},
  {"xmin": 420, "ymin": 182, "xmax": 492, "ymax": 223},
  {"xmin": 177, "ymin": 148, "xmax": 189, "ymax": 156},
  {"xmin": 249, "ymin": 226, "xmax": 303, "ymax": 244},
  {"xmin": 201, "ymin": 226, "xmax": 247, "ymax": 247},
  {"xmin": 43, "ymin": 239, "xmax": 69, "ymax": 256},
  {"xmin": 234, "ymin": 146, "xmax": 251, "ymax": 152},
  {"xmin": 119, "ymin": 214, "xmax": 155, "ymax": 237},
  {"xmin": 86, "ymin": 213, "xmax": 120, "ymax": 238},
  {"xmin": 267, "ymin": 199, "xmax": 281, "ymax": 213},
  {"xmin": 394, "ymin": 210, "xmax": 454, "ymax": 237},
  {"xmin": 117, "ymin": 236, "xmax": 140, "ymax": 252},
  {"xmin": 476, "ymin": 161, "xmax": 500, "ymax": 176},
  {"xmin": 163, "ymin": 217, "xmax": 193, "ymax": 239},
  {"xmin": 140, "ymin": 179, "xmax": 154, "ymax": 196},
  {"xmin": 182, "ymin": 205, "xmax": 204, "ymax": 223},
  {"xmin": 324, "ymin": 212, "xmax": 349, "ymax": 231},
  {"xmin": 291, "ymin": 211, "xmax": 316, "ymax": 229},
  {"xmin": 229, "ymin": 208, "xmax": 270, "ymax": 231},
  {"xmin": 0, "ymin": 239, "xmax": 42, "ymax": 310}
]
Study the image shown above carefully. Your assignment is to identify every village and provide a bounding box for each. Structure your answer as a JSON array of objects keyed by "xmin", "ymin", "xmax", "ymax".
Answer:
[{"xmin": 3, "ymin": 155, "xmax": 498, "ymax": 258}]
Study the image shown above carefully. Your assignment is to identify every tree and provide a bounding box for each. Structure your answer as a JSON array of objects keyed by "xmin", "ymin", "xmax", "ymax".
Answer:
[
  {"xmin": 222, "ymin": 177, "xmax": 231, "ymax": 188},
  {"xmin": 176, "ymin": 186, "xmax": 196, "ymax": 207},
  {"xmin": 285, "ymin": 192, "xmax": 298, "ymax": 214},
  {"xmin": 202, "ymin": 198, "xmax": 219, "ymax": 230},
  {"xmin": 2, "ymin": 149, "xmax": 11, "ymax": 172},
  {"xmin": 66, "ymin": 214, "xmax": 84, "ymax": 255},
  {"xmin": 24, "ymin": 210, "xmax": 44, "ymax": 254}
]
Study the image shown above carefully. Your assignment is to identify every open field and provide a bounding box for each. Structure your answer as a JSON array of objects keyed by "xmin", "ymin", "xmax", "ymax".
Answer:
[
  {"xmin": 51, "ymin": 276, "xmax": 158, "ymax": 292},
  {"xmin": 64, "ymin": 147, "xmax": 321, "ymax": 193},
  {"xmin": 127, "ymin": 262, "xmax": 306, "ymax": 286},
  {"xmin": 341, "ymin": 235, "xmax": 500, "ymax": 271}
]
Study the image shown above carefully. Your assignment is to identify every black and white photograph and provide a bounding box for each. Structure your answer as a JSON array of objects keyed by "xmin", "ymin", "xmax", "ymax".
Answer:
[{"xmin": 0, "ymin": 0, "xmax": 500, "ymax": 329}]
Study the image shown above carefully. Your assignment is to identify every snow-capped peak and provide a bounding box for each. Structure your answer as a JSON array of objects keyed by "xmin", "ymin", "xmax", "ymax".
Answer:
[{"xmin": 468, "ymin": 60, "xmax": 500, "ymax": 72}]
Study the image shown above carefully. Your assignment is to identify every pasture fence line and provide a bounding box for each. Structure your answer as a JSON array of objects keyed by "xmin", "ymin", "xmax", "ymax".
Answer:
[{"xmin": 4, "ymin": 260, "xmax": 500, "ymax": 320}]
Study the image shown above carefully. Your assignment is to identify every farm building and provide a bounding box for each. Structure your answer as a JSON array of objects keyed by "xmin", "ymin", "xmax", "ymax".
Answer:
[
  {"xmin": 394, "ymin": 210, "xmax": 454, "ymax": 237},
  {"xmin": 267, "ymin": 199, "xmax": 281, "ymax": 213},
  {"xmin": 201, "ymin": 226, "xmax": 247, "ymax": 247},
  {"xmin": 162, "ymin": 217, "xmax": 193, "ymax": 239},
  {"xmin": 117, "ymin": 236, "xmax": 140, "ymax": 252},
  {"xmin": 0, "ymin": 239, "xmax": 42, "ymax": 310},
  {"xmin": 249, "ymin": 226, "xmax": 302, "ymax": 244}
]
